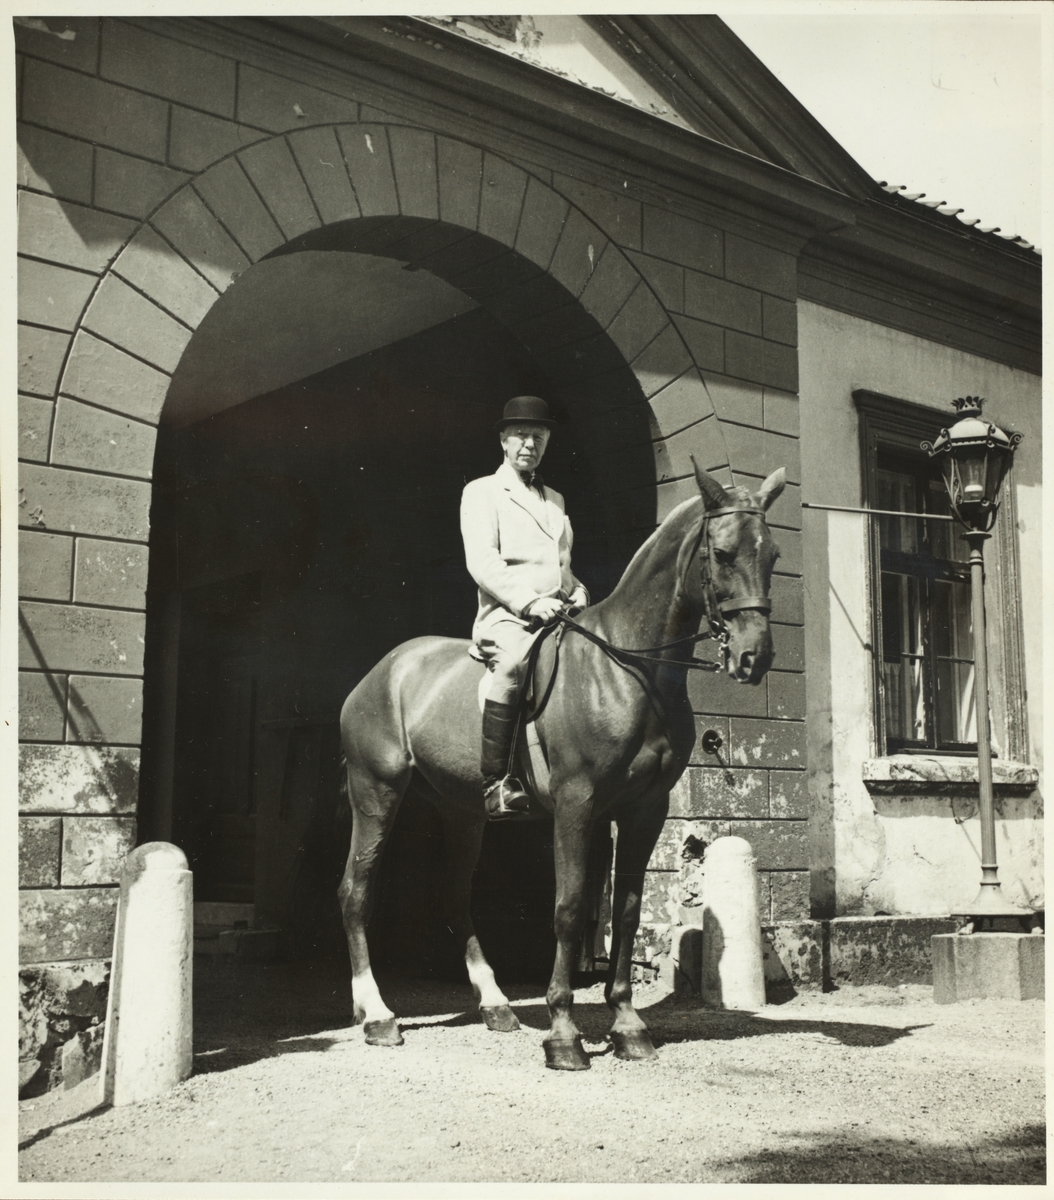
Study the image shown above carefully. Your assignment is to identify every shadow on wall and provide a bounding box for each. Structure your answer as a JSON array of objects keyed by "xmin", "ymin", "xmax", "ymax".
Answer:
[
  {"xmin": 262, "ymin": 218, "xmax": 661, "ymax": 558},
  {"xmin": 18, "ymin": 611, "xmax": 138, "ymax": 802},
  {"xmin": 700, "ymin": 910, "xmax": 724, "ymax": 1007}
]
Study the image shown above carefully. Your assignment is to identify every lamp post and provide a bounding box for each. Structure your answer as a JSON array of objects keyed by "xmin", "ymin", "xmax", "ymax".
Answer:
[{"xmin": 921, "ymin": 397, "xmax": 1025, "ymax": 919}]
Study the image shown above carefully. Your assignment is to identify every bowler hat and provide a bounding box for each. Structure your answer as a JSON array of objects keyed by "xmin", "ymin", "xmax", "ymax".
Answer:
[{"xmin": 495, "ymin": 395, "xmax": 556, "ymax": 431}]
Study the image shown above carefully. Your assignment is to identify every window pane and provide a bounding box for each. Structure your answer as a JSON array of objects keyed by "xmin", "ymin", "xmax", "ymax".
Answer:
[
  {"xmin": 876, "ymin": 467, "xmax": 919, "ymax": 554},
  {"xmin": 936, "ymin": 659, "xmax": 977, "ymax": 744},
  {"xmin": 883, "ymin": 656, "xmax": 926, "ymax": 744},
  {"xmin": 925, "ymin": 477, "xmax": 967, "ymax": 562},
  {"xmin": 871, "ymin": 438, "xmax": 990, "ymax": 751},
  {"xmin": 881, "ymin": 571, "xmax": 926, "ymax": 743},
  {"xmin": 881, "ymin": 572, "xmax": 922, "ymax": 657},
  {"xmin": 930, "ymin": 578, "xmax": 973, "ymax": 659}
]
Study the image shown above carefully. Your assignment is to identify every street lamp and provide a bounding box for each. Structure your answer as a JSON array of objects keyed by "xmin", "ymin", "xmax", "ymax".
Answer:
[{"xmin": 922, "ymin": 397, "xmax": 1025, "ymax": 919}]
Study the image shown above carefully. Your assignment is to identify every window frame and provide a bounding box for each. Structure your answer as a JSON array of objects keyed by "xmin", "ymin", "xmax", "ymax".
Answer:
[{"xmin": 854, "ymin": 390, "xmax": 1028, "ymax": 762}]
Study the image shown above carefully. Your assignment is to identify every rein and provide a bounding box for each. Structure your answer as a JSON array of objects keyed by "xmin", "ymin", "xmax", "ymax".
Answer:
[
  {"xmin": 552, "ymin": 611, "xmax": 722, "ymax": 672},
  {"xmin": 529, "ymin": 502, "xmax": 775, "ymax": 711}
]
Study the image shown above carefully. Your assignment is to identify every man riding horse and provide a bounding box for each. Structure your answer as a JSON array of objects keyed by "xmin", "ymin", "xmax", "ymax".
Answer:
[
  {"xmin": 460, "ymin": 395, "xmax": 588, "ymax": 819},
  {"xmin": 338, "ymin": 387, "xmax": 784, "ymax": 1064}
]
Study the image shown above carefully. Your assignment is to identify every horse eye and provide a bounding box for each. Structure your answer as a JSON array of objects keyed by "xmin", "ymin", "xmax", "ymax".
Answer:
[{"xmin": 713, "ymin": 547, "xmax": 734, "ymax": 566}]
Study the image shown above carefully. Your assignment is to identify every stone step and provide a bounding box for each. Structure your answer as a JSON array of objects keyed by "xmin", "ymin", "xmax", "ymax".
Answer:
[
  {"xmin": 193, "ymin": 901, "xmax": 255, "ymax": 929},
  {"xmin": 193, "ymin": 927, "xmax": 284, "ymax": 960}
]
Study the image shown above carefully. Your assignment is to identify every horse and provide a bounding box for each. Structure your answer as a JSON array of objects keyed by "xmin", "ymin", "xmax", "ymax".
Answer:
[{"xmin": 338, "ymin": 461, "xmax": 785, "ymax": 1069}]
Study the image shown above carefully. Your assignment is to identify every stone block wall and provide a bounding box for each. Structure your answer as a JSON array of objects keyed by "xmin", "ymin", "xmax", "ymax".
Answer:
[
  {"xmin": 586, "ymin": 187, "xmax": 806, "ymax": 946},
  {"xmin": 17, "ymin": 14, "xmax": 811, "ymax": 1053}
]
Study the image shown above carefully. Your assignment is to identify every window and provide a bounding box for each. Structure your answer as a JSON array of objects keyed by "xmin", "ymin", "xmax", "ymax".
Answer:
[
  {"xmin": 875, "ymin": 448, "xmax": 975, "ymax": 751},
  {"xmin": 855, "ymin": 391, "xmax": 1027, "ymax": 760}
]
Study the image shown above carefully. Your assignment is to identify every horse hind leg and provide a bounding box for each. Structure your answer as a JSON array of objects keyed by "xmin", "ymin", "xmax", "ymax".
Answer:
[
  {"xmin": 338, "ymin": 756, "xmax": 410, "ymax": 1047},
  {"xmin": 605, "ymin": 796, "xmax": 669, "ymax": 1062},
  {"xmin": 438, "ymin": 808, "xmax": 520, "ymax": 1033}
]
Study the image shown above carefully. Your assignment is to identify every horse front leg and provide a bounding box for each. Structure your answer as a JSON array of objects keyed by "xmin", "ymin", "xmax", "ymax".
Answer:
[
  {"xmin": 605, "ymin": 793, "xmax": 669, "ymax": 1061},
  {"xmin": 544, "ymin": 802, "xmax": 595, "ymax": 1071},
  {"xmin": 338, "ymin": 760, "xmax": 408, "ymax": 1047},
  {"xmin": 439, "ymin": 809, "xmax": 520, "ymax": 1032}
]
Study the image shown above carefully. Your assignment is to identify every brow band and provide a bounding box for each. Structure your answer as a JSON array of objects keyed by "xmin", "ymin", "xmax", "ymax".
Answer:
[{"xmin": 704, "ymin": 506, "xmax": 765, "ymax": 519}]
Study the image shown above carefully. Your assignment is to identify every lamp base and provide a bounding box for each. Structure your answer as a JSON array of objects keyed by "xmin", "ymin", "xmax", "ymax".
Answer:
[
  {"xmin": 960, "ymin": 882, "xmax": 1033, "ymax": 921},
  {"xmin": 932, "ymin": 932, "xmax": 1044, "ymax": 1003}
]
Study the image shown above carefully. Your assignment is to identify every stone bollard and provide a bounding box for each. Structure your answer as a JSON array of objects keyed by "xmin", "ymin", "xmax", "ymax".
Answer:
[
  {"xmin": 701, "ymin": 836, "xmax": 766, "ymax": 1009},
  {"xmin": 102, "ymin": 843, "xmax": 193, "ymax": 1106}
]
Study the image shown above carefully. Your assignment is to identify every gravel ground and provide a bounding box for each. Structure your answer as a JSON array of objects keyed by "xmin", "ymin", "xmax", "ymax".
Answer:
[{"xmin": 19, "ymin": 956, "xmax": 1045, "ymax": 1186}]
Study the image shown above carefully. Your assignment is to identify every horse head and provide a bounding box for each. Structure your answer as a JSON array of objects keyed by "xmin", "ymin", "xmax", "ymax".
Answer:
[{"xmin": 685, "ymin": 460, "xmax": 785, "ymax": 684}]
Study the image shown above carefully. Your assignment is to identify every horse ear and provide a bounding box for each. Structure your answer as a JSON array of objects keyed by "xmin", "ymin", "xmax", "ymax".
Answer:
[
  {"xmin": 755, "ymin": 467, "xmax": 786, "ymax": 512},
  {"xmin": 691, "ymin": 456, "xmax": 732, "ymax": 511}
]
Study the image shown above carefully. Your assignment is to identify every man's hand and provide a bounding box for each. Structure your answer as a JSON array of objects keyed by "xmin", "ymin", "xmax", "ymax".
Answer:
[
  {"xmin": 567, "ymin": 586, "xmax": 588, "ymax": 614},
  {"xmin": 526, "ymin": 596, "xmax": 565, "ymax": 623}
]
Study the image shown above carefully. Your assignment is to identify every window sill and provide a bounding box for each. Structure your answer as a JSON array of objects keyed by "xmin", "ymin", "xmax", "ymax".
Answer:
[{"xmin": 863, "ymin": 756, "xmax": 1038, "ymax": 795}]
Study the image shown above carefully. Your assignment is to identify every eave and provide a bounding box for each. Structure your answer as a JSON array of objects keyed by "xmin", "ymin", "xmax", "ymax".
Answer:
[
  {"xmin": 585, "ymin": 15, "xmax": 878, "ymax": 199},
  {"xmin": 801, "ymin": 199, "xmax": 1041, "ymax": 374}
]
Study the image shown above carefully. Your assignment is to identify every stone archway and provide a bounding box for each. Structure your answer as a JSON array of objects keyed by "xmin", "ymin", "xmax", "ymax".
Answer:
[
  {"xmin": 37, "ymin": 119, "xmax": 737, "ymax": 963},
  {"xmin": 58, "ymin": 120, "xmax": 731, "ymax": 566}
]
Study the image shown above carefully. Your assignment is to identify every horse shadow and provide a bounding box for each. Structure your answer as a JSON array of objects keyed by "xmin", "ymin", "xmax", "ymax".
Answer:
[
  {"xmin": 635, "ymin": 992, "xmax": 930, "ymax": 1049},
  {"xmin": 401, "ymin": 985, "xmax": 926, "ymax": 1051}
]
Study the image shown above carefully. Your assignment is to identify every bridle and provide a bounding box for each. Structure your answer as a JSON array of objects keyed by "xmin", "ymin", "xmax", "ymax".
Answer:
[
  {"xmin": 519, "ymin": 502, "xmax": 775, "ymax": 721},
  {"xmin": 544, "ymin": 502, "xmax": 774, "ymax": 676},
  {"xmin": 681, "ymin": 502, "xmax": 773, "ymax": 651}
]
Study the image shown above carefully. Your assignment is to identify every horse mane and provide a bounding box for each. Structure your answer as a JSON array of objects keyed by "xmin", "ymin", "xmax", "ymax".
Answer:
[
  {"xmin": 592, "ymin": 493, "xmax": 698, "ymax": 613},
  {"xmin": 592, "ymin": 481, "xmax": 757, "ymax": 614}
]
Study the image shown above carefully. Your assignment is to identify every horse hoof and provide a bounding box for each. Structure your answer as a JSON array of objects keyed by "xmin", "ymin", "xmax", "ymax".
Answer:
[
  {"xmin": 480, "ymin": 1004, "xmax": 521, "ymax": 1032},
  {"xmin": 543, "ymin": 1036, "xmax": 591, "ymax": 1071},
  {"xmin": 363, "ymin": 1018, "xmax": 404, "ymax": 1047},
  {"xmin": 609, "ymin": 1029, "xmax": 658, "ymax": 1062}
]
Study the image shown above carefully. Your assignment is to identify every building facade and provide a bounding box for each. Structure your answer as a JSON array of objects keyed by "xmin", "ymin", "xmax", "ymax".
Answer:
[{"xmin": 16, "ymin": 15, "xmax": 1042, "ymax": 1093}]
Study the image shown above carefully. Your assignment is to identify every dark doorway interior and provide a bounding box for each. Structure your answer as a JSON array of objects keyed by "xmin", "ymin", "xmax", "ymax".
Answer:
[{"xmin": 142, "ymin": 297, "xmax": 630, "ymax": 978}]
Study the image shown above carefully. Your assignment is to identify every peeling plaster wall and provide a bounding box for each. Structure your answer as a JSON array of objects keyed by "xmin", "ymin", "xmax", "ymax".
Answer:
[{"xmin": 798, "ymin": 300, "xmax": 1043, "ymax": 916}]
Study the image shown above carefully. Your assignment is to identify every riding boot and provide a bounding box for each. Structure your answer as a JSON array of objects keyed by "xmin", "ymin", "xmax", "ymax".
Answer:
[{"xmin": 481, "ymin": 699, "xmax": 531, "ymax": 819}]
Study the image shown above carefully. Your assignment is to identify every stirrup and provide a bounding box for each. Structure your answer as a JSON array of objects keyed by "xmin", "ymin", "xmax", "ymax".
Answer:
[{"xmin": 483, "ymin": 776, "xmax": 531, "ymax": 820}]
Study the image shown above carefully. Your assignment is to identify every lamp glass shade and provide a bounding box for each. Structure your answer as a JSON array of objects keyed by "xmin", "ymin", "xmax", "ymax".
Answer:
[
  {"xmin": 951, "ymin": 445, "xmax": 990, "ymax": 506},
  {"xmin": 923, "ymin": 401, "xmax": 1021, "ymax": 531}
]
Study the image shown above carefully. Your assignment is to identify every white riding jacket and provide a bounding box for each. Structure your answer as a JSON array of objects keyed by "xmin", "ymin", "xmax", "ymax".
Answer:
[{"xmin": 460, "ymin": 460, "xmax": 587, "ymax": 645}]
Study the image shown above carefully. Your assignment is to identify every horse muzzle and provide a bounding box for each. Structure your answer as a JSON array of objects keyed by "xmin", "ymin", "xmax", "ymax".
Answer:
[{"xmin": 723, "ymin": 618, "xmax": 774, "ymax": 684}]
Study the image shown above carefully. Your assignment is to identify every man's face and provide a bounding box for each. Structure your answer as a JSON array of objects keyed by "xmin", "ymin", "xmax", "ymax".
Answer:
[{"xmin": 501, "ymin": 423, "xmax": 550, "ymax": 473}]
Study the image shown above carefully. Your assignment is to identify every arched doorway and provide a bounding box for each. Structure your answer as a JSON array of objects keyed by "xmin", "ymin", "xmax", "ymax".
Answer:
[{"xmin": 140, "ymin": 214, "xmax": 657, "ymax": 974}]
